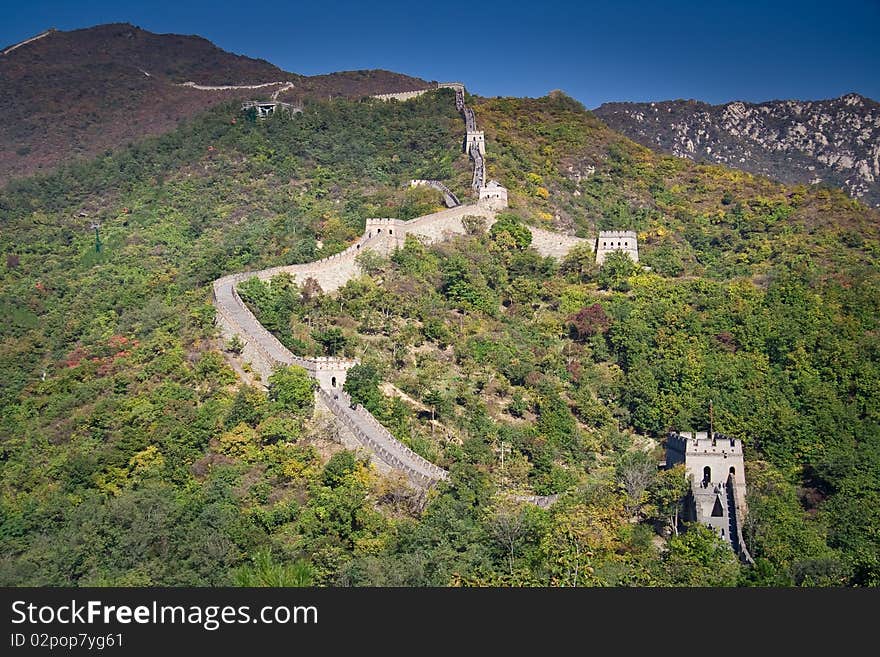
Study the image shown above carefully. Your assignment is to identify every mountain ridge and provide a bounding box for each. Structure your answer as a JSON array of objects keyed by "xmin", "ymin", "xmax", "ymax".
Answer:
[
  {"xmin": 0, "ymin": 23, "xmax": 432, "ymax": 183},
  {"xmin": 594, "ymin": 92, "xmax": 880, "ymax": 207}
]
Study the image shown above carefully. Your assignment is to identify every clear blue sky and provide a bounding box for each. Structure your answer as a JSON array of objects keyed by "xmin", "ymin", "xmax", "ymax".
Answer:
[{"xmin": 3, "ymin": 0, "xmax": 879, "ymax": 107}]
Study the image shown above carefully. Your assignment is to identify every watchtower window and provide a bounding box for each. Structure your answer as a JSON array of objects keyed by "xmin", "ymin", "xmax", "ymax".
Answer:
[
  {"xmin": 331, "ymin": 376, "xmax": 337, "ymax": 388},
  {"xmin": 729, "ymin": 466, "xmax": 736, "ymax": 476},
  {"xmin": 702, "ymin": 466, "xmax": 711, "ymax": 486},
  {"xmin": 389, "ymin": 229, "xmax": 393, "ymax": 235},
  {"xmin": 603, "ymin": 242, "xmax": 607, "ymax": 247}
]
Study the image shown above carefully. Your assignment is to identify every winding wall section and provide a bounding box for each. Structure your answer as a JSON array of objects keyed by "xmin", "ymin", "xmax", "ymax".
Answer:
[{"xmin": 213, "ymin": 85, "xmax": 588, "ymax": 487}]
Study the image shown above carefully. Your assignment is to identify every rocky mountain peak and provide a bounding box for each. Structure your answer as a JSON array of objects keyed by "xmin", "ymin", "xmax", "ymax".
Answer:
[{"xmin": 595, "ymin": 93, "xmax": 880, "ymax": 207}]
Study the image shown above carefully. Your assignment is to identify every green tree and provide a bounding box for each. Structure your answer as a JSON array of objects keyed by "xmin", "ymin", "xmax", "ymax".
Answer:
[
  {"xmin": 535, "ymin": 387, "xmax": 578, "ymax": 452},
  {"xmin": 744, "ymin": 461, "xmax": 844, "ymax": 585},
  {"xmin": 661, "ymin": 524, "xmax": 740, "ymax": 586},
  {"xmin": 485, "ymin": 499, "xmax": 544, "ymax": 576},
  {"xmin": 355, "ymin": 249, "xmax": 387, "ymax": 276},
  {"xmin": 342, "ymin": 363, "xmax": 384, "ymax": 413},
  {"xmin": 490, "ymin": 213, "xmax": 532, "ymax": 250},
  {"xmin": 226, "ymin": 334, "xmax": 244, "ymax": 354},
  {"xmin": 323, "ymin": 451, "xmax": 358, "ymax": 487},
  {"xmin": 540, "ymin": 500, "xmax": 626, "ymax": 586},
  {"xmin": 312, "ymin": 327, "xmax": 347, "ymax": 355},
  {"xmin": 257, "ymin": 416, "xmax": 300, "ymax": 444},
  {"xmin": 648, "ymin": 464, "xmax": 689, "ymax": 534},
  {"xmin": 224, "ymin": 385, "xmax": 269, "ymax": 429},
  {"xmin": 561, "ymin": 243, "xmax": 597, "ymax": 282},
  {"xmin": 232, "ymin": 549, "xmax": 314, "ymax": 587},
  {"xmin": 597, "ymin": 250, "xmax": 639, "ymax": 291},
  {"xmin": 441, "ymin": 256, "xmax": 497, "ymax": 314},
  {"xmin": 267, "ymin": 365, "xmax": 316, "ymax": 416}
]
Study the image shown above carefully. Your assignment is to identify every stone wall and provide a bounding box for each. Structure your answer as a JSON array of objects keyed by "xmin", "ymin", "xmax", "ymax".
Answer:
[
  {"xmin": 317, "ymin": 388, "xmax": 448, "ymax": 486},
  {"xmin": 666, "ymin": 431, "xmax": 746, "ymax": 490},
  {"xmin": 213, "ymin": 83, "xmax": 595, "ymax": 490},
  {"xmin": 596, "ymin": 229, "xmax": 639, "ymax": 264},
  {"xmin": 410, "ymin": 179, "xmax": 460, "ymax": 207},
  {"xmin": 313, "ymin": 393, "xmax": 396, "ymax": 477},
  {"xmin": 371, "ymin": 89, "xmax": 432, "ymax": 102},
  {"xmin": 213, "ymin": 273, "xmax": 358, "ymax": 386},
  {"xmin": 2, "ymin": 28, "xmax": 55, "ymax": 56},
  {"xmin": 528, "ymin": 225, "xmax": 591, "ymax": 259},
  {"xmin": 404, "ymin": 204, "xmax": 494, "ymax": 244},
  {"xmin": 479, "ymin": 181, "xmax": 508, "ymax": 210}
]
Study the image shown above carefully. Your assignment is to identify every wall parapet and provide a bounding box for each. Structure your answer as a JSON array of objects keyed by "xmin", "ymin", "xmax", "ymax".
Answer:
[
  {"xmin": 371, "ymin": 89, "xmax": 432, "ymax": 102},
  {"xmin": 410, "ymin": 179, "xmax": 460, "ymax": 207}
]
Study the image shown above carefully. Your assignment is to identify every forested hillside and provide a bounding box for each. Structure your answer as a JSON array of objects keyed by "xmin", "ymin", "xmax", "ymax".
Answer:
[
  {"xmin": 0, "ymin": 23, "xmax": 431, "ymax": 181},
  {"xmin": 1, "ymin": 90, "xmax": 877, "ymax": 586}
]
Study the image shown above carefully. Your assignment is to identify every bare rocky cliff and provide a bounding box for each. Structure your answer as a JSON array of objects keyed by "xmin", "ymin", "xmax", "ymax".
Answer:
[{"xmin": 595, "ymin": 93, "xmax": 880, "ymax": 207}]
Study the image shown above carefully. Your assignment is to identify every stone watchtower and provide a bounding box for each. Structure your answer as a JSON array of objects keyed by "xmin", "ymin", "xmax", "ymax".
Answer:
[
  {"xmin": 595, "ymin": 230, "xmax": 638, "ymax": 264},
  {"xmin": 665, "ymin": 431, "xmax": 752, "ymax": 562},
  {"xmin": 466, "ymin": 130, "xmax": 486, "ymax": 156},
  {"xmin": 479, "ymin": 180, "xmax": 508, "ymax": 210},
  {"xmin": 308, "ymin": 357, "xmax": 357, "ymax": 390}
]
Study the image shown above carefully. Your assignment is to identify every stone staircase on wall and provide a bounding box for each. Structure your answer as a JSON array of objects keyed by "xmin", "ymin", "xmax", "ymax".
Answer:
[
  {"xmin": 410, "ymin": 179, "xmax": 461, "ymax": 207},
  {"xmin": 317, "ymin": 388, "xmax": 448, "ymax": 485}
]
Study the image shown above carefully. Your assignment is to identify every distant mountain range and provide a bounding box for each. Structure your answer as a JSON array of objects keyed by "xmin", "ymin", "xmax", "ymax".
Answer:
[
  {"xmin": 594, "ymin": 94, "xmax": 880, "ymax": 207},
  {"xmin": 4, "ymin": 22, "xmax": 878, "ymax": 209},
  {"xmin": 0, "ymin": 23, "xmax": 431, "ymax": 182}
]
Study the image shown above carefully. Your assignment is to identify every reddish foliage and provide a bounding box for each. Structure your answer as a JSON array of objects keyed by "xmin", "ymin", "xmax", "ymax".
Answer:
[
  {"xmin": 62, "ymin": 346, "xmax": 89, "ymax": 368},
  {"xmin": 62, "ymin": 336, "xmax": 136, "ymax": 371},
  {"xmin": 567, "ymin": 359, "xmax": 582, "ymax": 382},
  {"xmin": 715, "ymin": 331, "xmax": 738, "ymax": 352},
  {"xmin": 568, "ymin": 303, "xmax": 611, "ymax": 340}
]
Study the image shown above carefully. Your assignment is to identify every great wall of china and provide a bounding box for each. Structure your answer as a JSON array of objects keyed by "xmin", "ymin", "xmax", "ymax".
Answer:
[
  {"xmin": 1, "ymin": 28, "xmax": 55, "ymax": 56},
  {"xmin": 5, "ymin": 27, "xmax": 750, "ymax": 550},
  {"xmin": 213, "ymin": 83, "xmax": 591, "ymax": 488}
]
